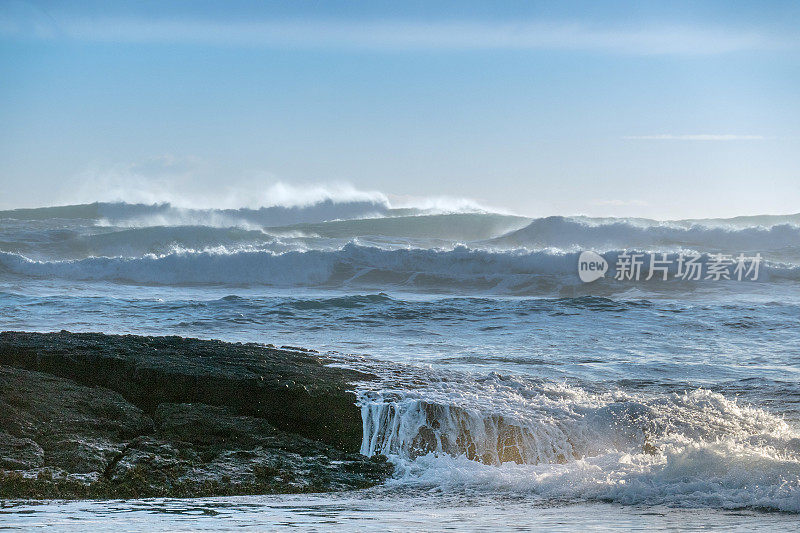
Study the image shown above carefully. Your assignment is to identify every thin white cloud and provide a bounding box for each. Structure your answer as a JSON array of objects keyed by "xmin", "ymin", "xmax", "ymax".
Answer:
[
  {"xmin": 624, "ymin": 134, "xmax": 767, "ymax": 141},
  {"xmin": 0, "ymin": 11, "xmax": 789, "ymax": 55}
]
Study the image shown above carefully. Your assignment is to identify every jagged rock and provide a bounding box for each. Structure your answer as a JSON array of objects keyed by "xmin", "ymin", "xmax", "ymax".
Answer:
[
  {"xmin": 0, "ymin": 331, "xmax": 370, "ymax": 451},
  {"xmin": 0, "ymin": 364, "xmax": 153, "ymax": 475},
  {"xmin": 0, "ymin": 332, "xmax": 392, "ymax": 499},
  {"xmin": 101, "ymin": 404, "xmax": 392, "ymax": 496}
]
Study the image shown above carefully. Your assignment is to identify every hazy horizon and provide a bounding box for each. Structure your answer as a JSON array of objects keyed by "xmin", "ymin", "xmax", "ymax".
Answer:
[{"xmin": 2, "ymin": 182, "xmax": 800, "ymax": 222}]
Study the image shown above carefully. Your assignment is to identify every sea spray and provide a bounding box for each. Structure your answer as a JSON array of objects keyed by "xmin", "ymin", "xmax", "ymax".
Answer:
[{"xmin": 357, "ymin": 380, "xmax": 800, "ymax": 511}]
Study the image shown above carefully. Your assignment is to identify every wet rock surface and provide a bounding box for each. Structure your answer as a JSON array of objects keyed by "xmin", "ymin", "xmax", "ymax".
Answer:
[{"xmin": 0, "ymin": 331, "xmax": 391, "ymax": 499}]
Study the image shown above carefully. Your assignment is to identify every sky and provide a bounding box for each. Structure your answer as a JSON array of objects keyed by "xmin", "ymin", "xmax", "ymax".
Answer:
[{"xmin": 0, "ymin": 0, "xmax": 798, "ymax": 218}]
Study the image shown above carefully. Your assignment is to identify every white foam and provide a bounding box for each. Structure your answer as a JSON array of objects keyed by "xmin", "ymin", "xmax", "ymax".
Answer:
[{"xmin": 358, "ymin": 374, "xmax": 800, "ymax": 512}]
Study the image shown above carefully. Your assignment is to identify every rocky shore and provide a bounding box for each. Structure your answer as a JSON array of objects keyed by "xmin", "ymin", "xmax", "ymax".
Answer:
[{"xmin": 0, "ymin": 331, "xmax": 391, "ymax": 499}]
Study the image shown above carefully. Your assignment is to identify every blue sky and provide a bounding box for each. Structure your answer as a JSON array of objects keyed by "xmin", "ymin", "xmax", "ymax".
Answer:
[{"xmin": 1, "ymin": 0, "xmax": 798, "ymax": 218}]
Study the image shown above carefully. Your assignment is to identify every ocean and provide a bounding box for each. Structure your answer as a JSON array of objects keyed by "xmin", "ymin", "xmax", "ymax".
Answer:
[{"xmin": 1, "ymin": 198, "xmax": 799, "ymax": 530}]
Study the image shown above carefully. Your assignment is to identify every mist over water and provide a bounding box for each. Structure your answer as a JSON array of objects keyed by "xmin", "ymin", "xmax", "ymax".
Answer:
[{"xmin": 2, "ymin": 193, "xmax": 800, "ymax": 523}]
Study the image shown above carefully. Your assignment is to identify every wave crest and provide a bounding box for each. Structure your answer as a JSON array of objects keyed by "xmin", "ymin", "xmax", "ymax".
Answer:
[
  {"xmin": 490, "ymin": 216, "xmax": 800, "ymax": 255},
  {"xmin": 1, "ymin": 245, "xmax": 797, "ymax": 293}
]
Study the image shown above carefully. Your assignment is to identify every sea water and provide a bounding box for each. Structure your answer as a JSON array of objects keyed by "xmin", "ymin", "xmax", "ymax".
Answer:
[{"xmin": 1, "ymin": 199, "xmax": 799, "ymax": 530}]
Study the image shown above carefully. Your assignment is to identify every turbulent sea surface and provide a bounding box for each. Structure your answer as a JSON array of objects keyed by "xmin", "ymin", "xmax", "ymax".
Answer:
[{"xmin": 1, "ymin": 198, "xmax": 800, "ymax": 531}]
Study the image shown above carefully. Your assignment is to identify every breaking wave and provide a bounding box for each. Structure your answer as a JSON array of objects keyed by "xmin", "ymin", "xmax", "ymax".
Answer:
[
  {"xmin": 1, "ymin": 245, "xmax": 797, "ymax": 292},
  {"xmin": 0, "ymin": 213, "xmax": 530, "ymax": 261},
  {"xmin": 3, "ymin": 202, "xmax": 799, "ymax": 266},
  {"xmin": 357, "ymin": 373, "xmax": 800, "ymax": 512}
]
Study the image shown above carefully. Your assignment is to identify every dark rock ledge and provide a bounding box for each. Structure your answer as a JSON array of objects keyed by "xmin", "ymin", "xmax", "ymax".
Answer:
[{"xmin": 0, "ymin": 331, "xmax": 391, "ymax": 499}]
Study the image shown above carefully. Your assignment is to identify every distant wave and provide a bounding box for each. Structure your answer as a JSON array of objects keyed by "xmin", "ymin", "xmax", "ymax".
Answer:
[
  {"xmin": 9, "ymin": 225, "xmax": 282, "ymax": 261},
  {"xmin": 2, "ymin": 202, "xmax": 800, "ymax": 275},
  {"xmin": 489, "ymin": 215, "xmax": 800, "ymax": 254},
  {"xmin": 1, "ymin": 245, "xmax": 797, "ymax": 294},
  {"xmin": 0, "ymin": 213, "xmax": 530, "ymax": 261},
  {"xmin": 0, "ymin": 199, "xmax": 392, "ymax": 227},
  {"xmin": 0, "ymin": 196, "xmax": 501, "ymax": 229},
  {"xmin": 272, "ymin": 212, "xmax": 529, "ymax": 242}
]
